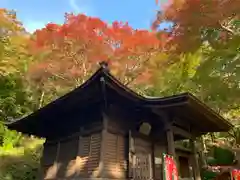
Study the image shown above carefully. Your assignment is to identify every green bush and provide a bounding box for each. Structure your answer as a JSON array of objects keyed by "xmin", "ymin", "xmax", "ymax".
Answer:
[
  {"xmin": 213, "ymin": 146, "xmax": 235, "ymax": 165},
  {"xmin": 201, "ymin": 169, "xmax": 218, "ymax": 180},
  {"xmin": 206, "ymin": 157, "xmax": 218, "ymax": 166},
  {"xmin": 0, "ymin": 126, "xmax": 44, "ymax": 180}
]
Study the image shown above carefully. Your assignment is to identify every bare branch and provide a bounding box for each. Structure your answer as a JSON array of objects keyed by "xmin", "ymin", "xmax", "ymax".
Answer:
[{"xmin": 219, "ymin": 21, "xmax": 235, "ymax": 35}]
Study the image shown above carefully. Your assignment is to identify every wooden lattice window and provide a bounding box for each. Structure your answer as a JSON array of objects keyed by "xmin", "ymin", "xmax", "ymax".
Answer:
[
  {"xmin": 103, "ymin": 132, "xmax": 126, "ymax": 178},
  {"xmin": 130, "ymin": 137, "xmax": 153, "ymax": 180},
  {"xmin": 76, "ymin": 133, "xmax": 101, "ymax": 177}
]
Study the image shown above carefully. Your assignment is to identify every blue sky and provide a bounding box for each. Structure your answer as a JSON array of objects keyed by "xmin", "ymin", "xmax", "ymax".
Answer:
[{"xmin": 0, "ymin": 0, "xmax": 167, "ymax": 33}]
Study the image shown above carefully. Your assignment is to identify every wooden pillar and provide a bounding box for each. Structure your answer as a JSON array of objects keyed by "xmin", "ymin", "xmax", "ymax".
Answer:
[
  {"xmin": 190, "ymin": 138, "xmax": 201, "ymax": 180},
  {"xmin": 151, "ymin": 143, "xmax": 155, "ymax": 179},
  {"xmin": 98, "ymin": 113, "xmax": 108, "ymax": 177},
  {"xmin": 128, "ymin": 130, "xmax": 134, "ymax": 179},
  {"xmin": 166, "ymin": 124, "xmax": 182, "ymax": 178},
  {"xmin": 39, "ymin": 141, "xmax": 60, "ymax": 180},
  {"xmin": 165, "ymin": 124, "xmax": 176, "ymax": 159}
]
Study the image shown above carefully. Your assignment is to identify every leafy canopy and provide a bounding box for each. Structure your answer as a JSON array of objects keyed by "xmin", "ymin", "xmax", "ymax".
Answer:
[{"xmin": 28, "ymin": 13, "xmax": 164, "ymax": 94}]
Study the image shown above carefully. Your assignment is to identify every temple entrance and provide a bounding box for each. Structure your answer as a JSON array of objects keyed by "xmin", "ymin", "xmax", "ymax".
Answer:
[
  {"xmin": 178, "ymin": 156, "xmax": 191, "ymax": 178},
  {"xmin": 131, "ymin": 138, "xmax": 153, "ymax": 180}
]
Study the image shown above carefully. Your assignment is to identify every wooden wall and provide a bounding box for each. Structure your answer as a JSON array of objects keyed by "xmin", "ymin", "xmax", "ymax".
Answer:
[
  {"xmin": 154, "ymin": 144, "xmax": 167, "ymax": 180},
  {"xmin": 101, "ymin": 105, "xmax": 170, "ymax": 180},
  {"xmin": 40, "ymin": 131, "xmax": 102, "ymax": 179},
  {"xmin": 39, "ymin": 110, "xmax": 129, "ymax": 180},
  {"xmin": 40, "ymin": 141, "xmax": 59, "ymax": 180},
  {"xmin": 102, "ymin": 131, "xmax": 126, "ymax": 179},
  {"xmin": 100, "ymin": 110, "xmax": 128, "ymax": 179},
  {"xmin": 38, "ymin": 104, "xmax": 172, "ymax": 180}
]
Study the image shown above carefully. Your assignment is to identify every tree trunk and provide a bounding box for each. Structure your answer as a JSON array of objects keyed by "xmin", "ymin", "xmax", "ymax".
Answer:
[
  {"xmin": 38, "ymin": 91, "xmax": 45, "ymax": 109},
  {"xmin": 199, "ymin": 136, "xmax": 207, "ymax": 167}
]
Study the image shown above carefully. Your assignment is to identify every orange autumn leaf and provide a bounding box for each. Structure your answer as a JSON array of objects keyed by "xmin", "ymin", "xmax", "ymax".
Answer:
[
  {"xmin": 153, "ymin": 0, "xmax": 240, "ymax": 53},
  {"xmin": 28, "ymin": 13, "xmax": 164, "ymax": 90}
]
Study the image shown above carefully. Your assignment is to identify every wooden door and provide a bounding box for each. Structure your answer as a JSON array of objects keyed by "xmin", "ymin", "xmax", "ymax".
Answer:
[
  {"xmin": 178, "ymin": 156, "xmax": 190, "ymax": 178},
  {"xmin": 130, "ymin": 137, "xmax": 153, "ymax": 180}
]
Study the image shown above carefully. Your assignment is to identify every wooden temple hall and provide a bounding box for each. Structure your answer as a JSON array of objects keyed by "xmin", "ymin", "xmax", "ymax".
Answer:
[{"xmin": 7, "ymin": 62, "xmax": 232, "ymax": 180}]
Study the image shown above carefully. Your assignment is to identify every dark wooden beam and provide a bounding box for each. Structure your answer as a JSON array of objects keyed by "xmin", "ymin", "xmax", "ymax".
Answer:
[
  {"xmin": 172, "ymin": 117, "xmax": 191, "ymax": 131},
  {"xmin": 172, "ymin": 126, "xmax": 193, "ymax": 139},
  {"xmin": 151, "ymin": 108, "xmax": 173, "ymax": 125}
]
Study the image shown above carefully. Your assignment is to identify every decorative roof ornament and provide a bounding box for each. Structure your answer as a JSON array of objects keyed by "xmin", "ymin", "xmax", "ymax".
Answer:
[{"xmin": 99, "ymin": 61, "xmax": 109, "ymax": 72}]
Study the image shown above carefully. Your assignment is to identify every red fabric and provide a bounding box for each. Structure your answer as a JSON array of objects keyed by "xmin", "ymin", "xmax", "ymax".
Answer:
[
  {"xmin": 231, "ymin": 169, "xmax": 240, "ymax": 180},
  {"xmin": 164, "ymin": 154, "xmax": 179, "ymax": 180}
]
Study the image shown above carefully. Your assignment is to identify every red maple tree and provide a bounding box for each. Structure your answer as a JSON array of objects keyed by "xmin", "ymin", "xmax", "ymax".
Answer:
[
  {"xmin": 28, "ymin": 13, "xmax": 164, "ymax": 91},
  {"xmin": 153, "ymin": 0, "xmax": 240, "ymax": 53}
]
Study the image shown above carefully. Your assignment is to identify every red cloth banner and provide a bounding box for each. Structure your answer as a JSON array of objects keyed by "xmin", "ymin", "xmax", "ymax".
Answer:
[
  {"xmin": 163, "ymin": 153, "xmax": 179, "ymax": 180},
  {"xmin": 231, "ymin": 169, "xmax": 240, "ymax": 180}
]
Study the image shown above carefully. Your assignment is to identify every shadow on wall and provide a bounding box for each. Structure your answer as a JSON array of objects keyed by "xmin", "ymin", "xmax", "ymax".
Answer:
[
  {"xmin": 43, "ymin": 156, "xmax": 126, "ymax": 179},
  {"xmin": 42, "ymin": 133, "xmax": 126, "ymax": 179}
]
